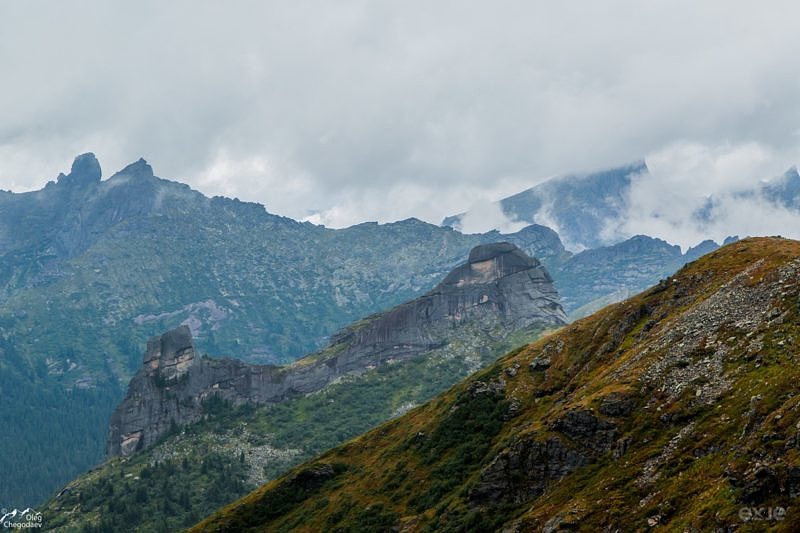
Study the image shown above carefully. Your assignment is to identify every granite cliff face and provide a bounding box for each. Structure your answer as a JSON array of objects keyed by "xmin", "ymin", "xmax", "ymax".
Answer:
[{"xmin": 108, "ymin": 243, "xmax": 565, "ymax": 457}]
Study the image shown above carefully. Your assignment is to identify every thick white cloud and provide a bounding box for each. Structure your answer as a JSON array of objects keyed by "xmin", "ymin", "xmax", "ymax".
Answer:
[
  {"xmin": 1, "ymin": 1, "xmax": 799, "ymax": 238},
  {"xmin": 623, "ymin": 142, "xmax": 800, "ymax": 249},
  {"xmin": 458, "ymin": 198, "xmax": 527, "ymax": 235}
]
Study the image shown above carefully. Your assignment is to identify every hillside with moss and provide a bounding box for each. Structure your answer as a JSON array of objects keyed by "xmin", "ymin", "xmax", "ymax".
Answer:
[{"xmin": 192, "ymin": 238, "xmax": 800, "ymax": 532}]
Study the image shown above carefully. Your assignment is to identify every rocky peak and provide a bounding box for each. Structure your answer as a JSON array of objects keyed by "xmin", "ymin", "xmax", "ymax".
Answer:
[
  {"xmin": 142, "ymin": 325, "xmax": 196, "ymax": 381},
  {"xmin": 111, "ymin": 157, "xmax": 154, "ymax": 180},
  {"xmin": 468, "ymin": 242, "xmax": 518, "ymax": 262},
  {"xmin": 56, "ymin": 153, "xmax": 101, "ymax": 187},
  {"xmin": 684, "ymin": 239, "xmax": 719, "ymax": 262},
  {"xmin": 441, "ymin": 242, "xmax": 545, "ymax": 287},
  {"xmin": 107, "ymin": 244, "xmax": 565, "ymax": 457}
]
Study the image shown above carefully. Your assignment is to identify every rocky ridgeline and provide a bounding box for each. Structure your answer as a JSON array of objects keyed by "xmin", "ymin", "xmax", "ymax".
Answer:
[{"xmin": 108, "ymin": 243, "xmax": 566, "ymax": 457}]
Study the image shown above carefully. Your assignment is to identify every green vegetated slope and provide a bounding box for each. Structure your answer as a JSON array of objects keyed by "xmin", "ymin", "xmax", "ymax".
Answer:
[
  {"xmin": 42, "ymin": 323, "xmax": 549, "ymax": 532},
  {"xmin": 193, "ymin": 238, "xmax": 800, "ymax": 532},
  {"xmin": 0, "ymin": 340, "xmax": 122, "ymax": 509}
]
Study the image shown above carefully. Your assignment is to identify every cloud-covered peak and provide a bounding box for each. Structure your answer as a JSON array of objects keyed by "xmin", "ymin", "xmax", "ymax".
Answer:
[{"xmin": 1, "ymin": 2, "xmax": 799, "ymax": 228}]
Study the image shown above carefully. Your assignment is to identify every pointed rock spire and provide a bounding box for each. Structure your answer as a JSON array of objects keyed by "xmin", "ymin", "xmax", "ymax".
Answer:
[{"xmin": 57, "ymin": 153, "xmax": 101, "ymax": 186}]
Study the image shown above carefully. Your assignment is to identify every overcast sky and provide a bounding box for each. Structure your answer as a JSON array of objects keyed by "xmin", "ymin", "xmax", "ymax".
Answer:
[{"xmin": 1, "ymin": 1, "xmax": 799, "ymax": 246}]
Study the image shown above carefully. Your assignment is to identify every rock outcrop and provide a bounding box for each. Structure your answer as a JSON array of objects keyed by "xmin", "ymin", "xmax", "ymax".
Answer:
[
  {"xmin": 107, "ymin": 243, "xmax": 565, "ymax": 456},
  {"xmin": 56, "ymin": 152, "xmax": 102, "ymax": 187}
]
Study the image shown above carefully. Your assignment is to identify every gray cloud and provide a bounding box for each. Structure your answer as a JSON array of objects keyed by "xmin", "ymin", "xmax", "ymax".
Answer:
[
  {"xmin": 1, "ymin": 1, "xmax": 799, "ymax": 242},
  {"xmin": 621, "ymin": 142, "xmax": 800, "ymax": 249}
]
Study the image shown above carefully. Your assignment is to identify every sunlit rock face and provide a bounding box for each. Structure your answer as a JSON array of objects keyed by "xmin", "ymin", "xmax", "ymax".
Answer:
[{"xmin": 142, "ymin": 325, "xmax": 196, "ymax": 380}]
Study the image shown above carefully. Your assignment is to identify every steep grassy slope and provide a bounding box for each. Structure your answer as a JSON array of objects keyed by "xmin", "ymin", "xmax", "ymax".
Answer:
[{"xmin": 193, "ymin": 238, "xmax": 800, "ymax": 532}]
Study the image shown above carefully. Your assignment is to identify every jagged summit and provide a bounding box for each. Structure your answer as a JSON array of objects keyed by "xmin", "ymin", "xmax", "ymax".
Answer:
[
  {"xmin": 443, "ymin": 160, "xmax": 648, "ymax": 250},
  {"xmin": 56, "ymin": 152, "xmax": 101, "ymax": 186},
  {"xmin": 70, "ymin": 153, "xmax": 101, "ymax": 179},
  {"xmin": 107, "ymin": 244, "xmax": 565, "ymax": 457},
  {"xmin": 110, "ymin": 157, "xmax": 154, "ymax": 180}
]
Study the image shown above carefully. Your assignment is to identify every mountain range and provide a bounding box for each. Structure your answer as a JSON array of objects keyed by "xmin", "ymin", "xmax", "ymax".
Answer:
[
  {"xmin": 1, "ymin": 154, "xmax": 735, "ymax": 507},
  {"xmin": 0, "ymin": 155, "xmax": 560, "ymax": 506},
  {"xmin": 443, "ymin": 160, "xmax": 799, "ymax": 251}
]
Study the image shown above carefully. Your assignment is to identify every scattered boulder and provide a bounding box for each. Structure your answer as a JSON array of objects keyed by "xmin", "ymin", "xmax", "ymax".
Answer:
[
  {"xmin": 551, "ymin": 409, "xmax": 618, "ymax": 453},
  {"xmin": 598, "ymin": 392, "xmax": 635, "ymax": 417},
  {"xmin": 529, "ymin": 356, "xmax": 551, "ymax": 372},
  {"xmin": 740, "ymin": 466, "xmax": 780, "ymax": 505},
  {"xmin": 470, "ymin": 437, "xmax": 588, "ymax": 506}
]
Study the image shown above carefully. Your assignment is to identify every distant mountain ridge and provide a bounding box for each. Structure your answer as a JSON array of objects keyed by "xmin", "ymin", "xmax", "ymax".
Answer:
[
  {"xmin": 552, "ymin": 234, "xmax": 731, "ymax": 315},
  {"xmin": 0, "ymin": 154, "xmax": 201, "ymax": 294},
  {"xmin": 443, "ymin": 160, "xmax": 799, "ymax": 251},
  {"xmin": 696, "ymin": 166, "xmax": 800, "ymax": 225},
  {"xmin": 443, "ymin": 161, "xmax": 646, "ymax": 250},
  {"xmin": 762, "ymin": 165, "xmax": 800, "ymax": 206}
]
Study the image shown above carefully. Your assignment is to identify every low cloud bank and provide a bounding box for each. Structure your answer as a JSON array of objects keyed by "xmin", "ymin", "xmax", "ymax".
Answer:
[{"xmin": 621, "ymin": 142, "xmax": 799, "ymax": 249}]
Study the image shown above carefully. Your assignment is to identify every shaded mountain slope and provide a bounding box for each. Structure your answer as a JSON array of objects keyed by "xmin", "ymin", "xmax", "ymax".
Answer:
[
  {"xmin": 193, "ymin": 237, "xmax": 800, "ymax": 532},
  {"xmin": 552, "ymin": 234, "xmax": 727, "ymax": 316}
]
